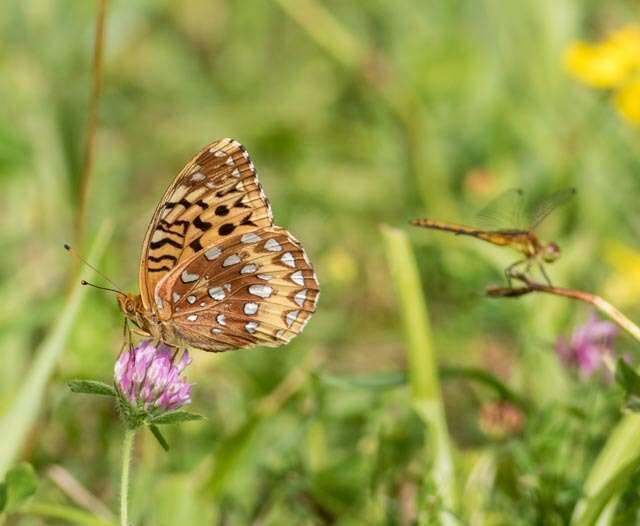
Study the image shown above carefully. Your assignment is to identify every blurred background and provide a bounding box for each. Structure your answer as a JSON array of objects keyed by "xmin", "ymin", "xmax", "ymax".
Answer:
[{"xmin": 1, "ymin": 0, "xmax": 640, "ymax": 524}]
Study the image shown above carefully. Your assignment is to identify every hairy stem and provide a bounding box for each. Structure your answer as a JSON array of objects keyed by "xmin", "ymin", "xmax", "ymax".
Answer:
[{"xmin": 119, "ymin": 428, "xmax": 135, "ymax": 526}]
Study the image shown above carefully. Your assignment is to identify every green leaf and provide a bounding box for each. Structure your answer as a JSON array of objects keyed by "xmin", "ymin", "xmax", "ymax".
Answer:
[
  {"xmin": 614, "ymin": 360, "xmax": 640, "ymax": 412},
  {"xmin": 616, "ymin": 359, "xmax": 640, "ymax": 397},
  {"xmin": 4, "ymin": 462, "xmax": 38, "ymax": 512},
  {"xmin": 150, "ymin": 411, "xmax": 205, "ymax": 425},
  {"xmin": 318, "ymin": 371, "xmax": 407, "ymax": 391},
  {"xmin": 149, "ymin": 425, "xmax": 170, "ymax": 451},
  {"xmin": 0, "ymin": 481, "xmax": 6, "ymax": 512},
  {"xmin": 571, "ymin": 414, "xmax": 640, "ymax": 525},
  {"xmin": 68, "ymin": 380, "xmax": 116, "ymax": 397},
  {"xmin": 440, "ymin": 366, "xmax": 531, "ymax": 412}
]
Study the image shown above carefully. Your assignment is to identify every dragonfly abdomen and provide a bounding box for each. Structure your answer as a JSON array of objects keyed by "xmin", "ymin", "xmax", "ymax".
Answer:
[
  {"xmin": 411, "ymin": 218, "xmax": 482, "ymax": 236},
  {"xmin": 411, "ymin": 219, "xmax": 530, "ymax": 250}
]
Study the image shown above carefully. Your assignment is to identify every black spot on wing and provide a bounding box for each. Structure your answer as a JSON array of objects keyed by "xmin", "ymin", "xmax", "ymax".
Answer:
[
  {"xmin": 241, "ymin": 214, "xmax": 257, "ymax": 227},
  {"xmin": 189, "ymin": 238, "xmax": 203, "ymax": 252},
  {"xmin": 219, "ymin": 223, "xmax": 235, "ymax": 236},
  {"xmin": 233, "ymin": 196, "xmax": 249, "ymax": 209},
  {"xmin": 193, "ymin": 216, "xmax": 212, "ymax": 231}
]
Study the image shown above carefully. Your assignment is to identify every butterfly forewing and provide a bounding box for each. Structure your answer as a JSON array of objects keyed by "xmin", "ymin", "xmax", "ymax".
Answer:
[
  {"xmin": 153, "ymin": 226, "xmax": 319, "ymax": 351},
  {"xmin": 139, "ymin": 138, "xmax": 273, "ymax": 310}
]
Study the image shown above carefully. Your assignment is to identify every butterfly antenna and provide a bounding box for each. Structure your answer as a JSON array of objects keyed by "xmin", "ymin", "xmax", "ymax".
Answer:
[
  {"xmin": 64, "ymin": 243, "xmax": 124, "ymax": 293},
  {"xmin": 80, "ymin": 280, "xmax": 121, "ymax": 295}
]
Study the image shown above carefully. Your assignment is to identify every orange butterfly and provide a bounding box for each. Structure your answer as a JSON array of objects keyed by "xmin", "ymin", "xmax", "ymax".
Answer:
[{"xmin": 117, "ymin": 139, "xmax": 319, "ymax": 352}]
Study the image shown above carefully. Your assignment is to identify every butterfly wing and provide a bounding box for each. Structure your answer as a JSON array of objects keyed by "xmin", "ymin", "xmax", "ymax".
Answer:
[
  {"xmin": 139, "ymin": 138, "xmax": 273, "ymax": 310},
  {"xmin": 154, "ymin": 226, "xmax": 319, "ymax": 351}
]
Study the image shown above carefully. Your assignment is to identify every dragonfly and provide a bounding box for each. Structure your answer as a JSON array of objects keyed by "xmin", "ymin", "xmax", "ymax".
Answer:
[{"xmin": 410, "ymin": 188, "xmax": 576, "ymax": 286}]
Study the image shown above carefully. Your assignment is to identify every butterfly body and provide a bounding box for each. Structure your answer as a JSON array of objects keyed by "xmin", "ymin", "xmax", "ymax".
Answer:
[
  {"xmin": 122, "ymin": 139, "xmax": 319, "ymax": 352},
  {"xmin": 117, "ymin": 292, "xmax": 167, "ymax": 343}
]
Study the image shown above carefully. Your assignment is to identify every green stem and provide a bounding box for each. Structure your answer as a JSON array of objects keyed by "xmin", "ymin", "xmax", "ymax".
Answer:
[
  {"xmin": 120, "ymin": 428, "xmax": 136, "ymax": 526},
  {"xmin": 380, "ymin": 225, "xmax": 457, "ymax": 525}
]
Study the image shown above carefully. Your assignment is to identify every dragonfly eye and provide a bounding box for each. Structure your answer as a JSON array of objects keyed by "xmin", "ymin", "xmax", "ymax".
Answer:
[{"xmin": 543, "ymin": 242, "xmax": 561, "ymax": 263}]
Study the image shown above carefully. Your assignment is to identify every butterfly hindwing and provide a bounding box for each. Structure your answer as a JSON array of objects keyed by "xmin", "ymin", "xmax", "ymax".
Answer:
[
  {"xmin": 153, "ymin": 226, "xmax": 319, "ymax": 352},
  {"xmin": 139, "ymin": 138, "xmax": 273, "ymax": 310}
]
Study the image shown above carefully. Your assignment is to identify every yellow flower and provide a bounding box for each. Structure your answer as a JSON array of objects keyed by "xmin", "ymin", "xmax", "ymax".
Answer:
[
  {"xmin": 565, "ymin": 25, "xmax": 640, "ymax": 89},
  {"xmin": 566, "ymin": 42, "xmax": 629, "ymax": 88},
  {"xmin": 614, "ymin": 79, "xmax": 640, "ymax": 123},
  {"xmin": 565, "ymin": 25, "xmax": 640, "ymax": 124},
  {"xmin": 603, "ymin": 241, "xmax": 640, "ymax": 307}
]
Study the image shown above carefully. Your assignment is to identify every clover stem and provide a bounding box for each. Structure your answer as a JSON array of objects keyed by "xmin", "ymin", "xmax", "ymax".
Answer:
[{"xmin": 120, "ymin": 428, "xmax": 136, "ymax": 526}]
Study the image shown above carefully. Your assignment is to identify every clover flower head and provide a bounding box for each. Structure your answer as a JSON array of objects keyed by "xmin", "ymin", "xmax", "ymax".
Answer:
[
  {"xmin": 478, "ymin": 400, "xmax": 524, "ymax": 440},
  {"xmin": 114, "ymin": 341, "xmax": 193, "ymax": 413},
  {"xmin": 555, "ymin": 314, "xmax": 619, "ymax": 379}
]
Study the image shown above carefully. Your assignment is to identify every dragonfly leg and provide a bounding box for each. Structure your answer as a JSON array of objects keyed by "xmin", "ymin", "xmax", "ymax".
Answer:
[
  {"xmin": 504, "ymin": 259, "xmax": 527, "ymax": 287},
  {"xmin": 537, "ymin": 262, "xmax": 553, "ymax": 287}
]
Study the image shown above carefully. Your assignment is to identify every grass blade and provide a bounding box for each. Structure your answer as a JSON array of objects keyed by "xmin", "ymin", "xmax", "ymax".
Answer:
[
  {"xmin": 22, "ymin": 503, "xmax": 115, "ymax": 526},
  {"xmin": 380, "ymin": 224, "xmax": 456, "ymax": 524},
  {"xmin": 571, "ymin": 413, "xmax": 640, "ymax": 526},
  {"xmin": 0, "ymin": 221, "xmax": 112, "ymax": 477}
]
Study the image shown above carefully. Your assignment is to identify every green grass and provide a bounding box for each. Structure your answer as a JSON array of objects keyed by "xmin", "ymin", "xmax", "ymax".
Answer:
[{"xmin": 1, "ymin": 0, "xmax": 640, "ymax": 524}]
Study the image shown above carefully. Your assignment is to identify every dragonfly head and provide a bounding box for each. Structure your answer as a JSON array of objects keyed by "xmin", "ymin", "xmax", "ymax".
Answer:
[{"xmin": 542, "ymin": 242, "xmax": 561, "ymax": 263}]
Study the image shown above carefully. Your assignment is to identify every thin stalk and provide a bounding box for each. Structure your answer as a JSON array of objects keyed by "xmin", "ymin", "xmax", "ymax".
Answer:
[
  {"xmin": 119, "ymin": 428, "xmax": 136, "ymax": 526},
  {"xmin": 486, "ymin": 275, "xmax": 640, "ymax": 343},
  {"xmin": 75, "ymin": 0, "xmax": 109, "ymax": 247}
]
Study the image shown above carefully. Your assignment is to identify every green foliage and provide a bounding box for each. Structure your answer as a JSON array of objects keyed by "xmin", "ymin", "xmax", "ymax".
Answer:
[
  {"xmin": 615, "ymin": 359, "xmax": 640, "ymax": 411},
  {"xmin": 149, "ymin": 425, "xmax": 170, "ymax": 452},
  {"xmin": 68, "ymin": 380, "xmax": 117, "ymax": 397},
  {"xmin": 1, "ymin": 0, "xmax": 640, "ymax": 524},
  {"xmin": 0, "ymin": 463, "xmax": 38, "ymax": 513},
  {"xmin": 150, "ymin": 411, "xmax": 205, "ymax": 425}
]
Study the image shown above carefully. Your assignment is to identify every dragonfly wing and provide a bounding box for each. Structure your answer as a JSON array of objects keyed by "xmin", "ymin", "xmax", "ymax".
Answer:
[
  {"xmin": 475, "ymin": 188, "xmax": 528, "ymax": 231},
  {"xmin": 528, "ymin": 188, "xmax": 576, "ymax": 230}
]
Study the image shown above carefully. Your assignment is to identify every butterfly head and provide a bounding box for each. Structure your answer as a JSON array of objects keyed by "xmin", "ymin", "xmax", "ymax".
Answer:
[{"xmin": 117, "ymin": 292, "xmax": 144, "ymax": 322}]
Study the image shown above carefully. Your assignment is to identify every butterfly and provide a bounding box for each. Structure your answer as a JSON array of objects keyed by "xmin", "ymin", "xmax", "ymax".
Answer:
[{"xmin": 117, "ymin": 138, "xmax": 319, "ymax": 352}]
